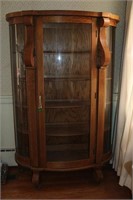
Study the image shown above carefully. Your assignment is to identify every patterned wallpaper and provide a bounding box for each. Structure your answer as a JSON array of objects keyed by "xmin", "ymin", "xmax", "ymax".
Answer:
[{"xmin": 1, "ymin": 0, "xmax": 126, "ymax": 95}]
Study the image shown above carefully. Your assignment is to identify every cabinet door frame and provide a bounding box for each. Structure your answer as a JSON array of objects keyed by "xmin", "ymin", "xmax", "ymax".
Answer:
[
  {"xmin": 35, "ymin": 16, "xmax": 98, "ymax": 169},
  {"xmin": 35, "ymin": 17, "xmax": 47, "ymax": 168}
]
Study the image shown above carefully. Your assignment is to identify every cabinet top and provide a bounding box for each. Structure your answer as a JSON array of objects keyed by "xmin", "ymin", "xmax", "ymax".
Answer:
[{"xmin": 6, "ymin": 10, "xmax": 119, "ymax": 22}]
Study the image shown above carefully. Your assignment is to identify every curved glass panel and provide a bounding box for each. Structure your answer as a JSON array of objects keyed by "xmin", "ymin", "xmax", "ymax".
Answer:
[
  {"xmin": 104, "ymin": 27, "xmax": 114, "ymax": 153},
  {"xmin": 10, "ymin": 24, "xmax": 29, "ymax": 157}
]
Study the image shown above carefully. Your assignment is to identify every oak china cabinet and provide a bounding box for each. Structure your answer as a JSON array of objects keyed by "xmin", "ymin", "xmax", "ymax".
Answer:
[{"xmin": 6, "ymin": 10, "xmax": 119, "ymax": 185}]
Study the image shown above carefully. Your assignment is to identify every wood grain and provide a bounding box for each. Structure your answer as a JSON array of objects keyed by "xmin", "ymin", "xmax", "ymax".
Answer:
[
  {"xmin": 6, "ymin": 10, "xmax": 120, "ymax": 22},
  {"xmin": 2, "ymin": 165, "xmax": 131, "ymax": 199}
]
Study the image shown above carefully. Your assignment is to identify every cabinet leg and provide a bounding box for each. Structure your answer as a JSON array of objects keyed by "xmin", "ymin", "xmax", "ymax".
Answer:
[
  {"xmin": 32, "ymin": 171, "xmax": 40, "ymax": 187},
  {"xmin": 93, "ymin": 168, "xmax": 103, "ymax": 183}
]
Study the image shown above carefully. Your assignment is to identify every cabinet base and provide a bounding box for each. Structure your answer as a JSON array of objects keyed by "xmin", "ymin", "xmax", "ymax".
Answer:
[{"xmin": 15, "ymin": 153, "xmax": 111, "ymax": 185}]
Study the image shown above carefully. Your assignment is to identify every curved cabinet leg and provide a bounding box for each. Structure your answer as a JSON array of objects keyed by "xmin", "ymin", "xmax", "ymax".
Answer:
[
  {"xmin": 93, "ymin": 168, "xmax": 103, "ymax": 183},
  {"xmin": 32, "ymin": 171, "xmax": 40, "ymax": 187}
]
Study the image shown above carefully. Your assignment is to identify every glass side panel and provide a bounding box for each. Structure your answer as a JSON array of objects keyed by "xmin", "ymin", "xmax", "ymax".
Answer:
[
  {"xmin": 43, "ymin": 23, "xmax": 91, "ymax": 162},
  {"xmin": 10, "ymin": 24, "xmax": 29, "ymax": 157},
  {"xmin": 104, "ymin": 27, "xmax": 114, "ymax": 153}
]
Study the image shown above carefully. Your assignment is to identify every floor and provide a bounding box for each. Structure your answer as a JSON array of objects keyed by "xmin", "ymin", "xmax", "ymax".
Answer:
[{"xmin": 1, "ymin": 164, "xmax": 132, "ymax": 199}]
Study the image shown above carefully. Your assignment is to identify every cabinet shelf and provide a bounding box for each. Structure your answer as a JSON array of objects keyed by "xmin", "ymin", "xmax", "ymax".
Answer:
[
  {"xmin": 47, "ymin": 143, "xmax": 88, "ymax": 152},
  {"xmin": 46, "ymin": 122, "xmax": 89, "ymax": 137},
  {"xmin": 46, "ymin": 122, "xmax": 89, "ymax": 126},
  {"xmin": 44, "ymin": 76, "xmax": 90, "ymax": 81},
  {"xmin": 43, "ymin": 50, "xmax": 90, "ymax": 54},
  {"xmin": 45, "ymin": 100, "xmax": 90, "ymax": 108},
  {"xmin": 46, "ymin": 132, "xmax": 88, "ymax": 137},
  {"xmin": 45, "ymin": 105, "xmax": 89, "ymax": 108},
  {"xmin": 47, "ymin": 150, "xmax": 89, "ymax": 162},
  {"xmin": 45, "ymin": 99, "xmax": 89, "ymax": 103}
]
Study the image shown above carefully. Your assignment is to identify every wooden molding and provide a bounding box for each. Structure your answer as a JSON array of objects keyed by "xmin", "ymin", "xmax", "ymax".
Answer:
[
  {"xmin": 97, "ymin": 18, "xmax": 111, "ymax": 68},
  {"xmin": 23, "ymin": 16, "xmax": 33, "ymax": 25},
  {"xmin": 23, "ymin": 17, "xmax": 34, "ymax": 68},
  {"xmin": 98, "ymin": 18, "xmax": 110, "ymax": 27},
  {"xmin": 6, "ymin": 10, "xmax": 120, "ymax": 22}
]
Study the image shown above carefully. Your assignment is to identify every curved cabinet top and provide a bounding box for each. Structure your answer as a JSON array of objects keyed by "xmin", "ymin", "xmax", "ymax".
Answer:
[{"xmin": 6, "ymin": 10, "xmax": 119, "ymax": 23}]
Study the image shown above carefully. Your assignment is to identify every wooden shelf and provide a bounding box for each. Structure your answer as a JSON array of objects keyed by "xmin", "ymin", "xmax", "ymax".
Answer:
[
  {"xmin": 46, "ymin": 132, "xmax": 88, "ymax": 137},
  {"xmin": 45, "ymin": 100, "xmax": 90, "ymax": 108},
  {"xmin": 45, "ymin": 105, "xmax": 89, "ymax": 108},
  {"xmin": 46, "ymin": 121, "xmax": 89, "ymax": 126},
  {"xmin": 44, "ymin": 76, "xmax": 90, "ymax": 81},
  {"xmin": 46, "ymin": 123, "xmax": 89, "ymax": 135},
  {"xmin": 43, "ymin": 50, "xmax": 90, "ymax": 54},
  {"xmin": 47, "ymin": 143, "xmax": 88, "ymax": 151},
  {"xmin": 45, "ymin": 99, "xmax": 89, "ymax": 103},
  {"xmin": 46, "ymin": 122, "xmax": 89, "ymax": 126},
  {"xmin": 47, "ymin": 150, "xmax": 89, "ymax": 162}
]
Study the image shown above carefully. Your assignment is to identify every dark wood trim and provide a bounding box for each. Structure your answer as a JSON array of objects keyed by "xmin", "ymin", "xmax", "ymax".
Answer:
[
  {"xmin": 43, "ymin": 16, "xmax": 92, "ymax": 23},
  {"xmin": 89, "ymin": 19, "xmax": 97, "ymax": 161},
  {"xmin": 96, "ymin": 18, "xmax": 111, "ymax": 164},
  {"xmin": 46, "ymin": 159, "xmax": 95, "ymax": 170},
  {"xmin": 15, "ymin": 151, "xmax": 111, "ymax": 172},
  {"xmin": 8, "ymin": 16, "xmax": 33, "ymax": 25},
  {"xmin": 24, "ymin": 17, "xmax": 39, "ymax": 167},
  {"xmin": 6, "ymin": 10, "xmax": 120, "ymax": 22},
  {"xmin": 96, "ymin": 68, "xmax": 106, "ymax": 164},
  {"xmin": 26, "ymin": 69, "xmax": 39, "ymax": 167},
  {"xmin": 35, "ymin": 17, "xmax": 46, "ymax": 168},
  {"xmin": 8, "ymin": 17, "xmax": 23, "ymax": 24},
  {"xmin": 24, "ymin": 26, "xmax": 34, "ymax": 67},
  {"xmin": 97, "ymin": 18, "xmax": 111, "ymax": 68},
  {"xmin": 15, "ymin": 152, "xmax": 98, "ymax": 172}
]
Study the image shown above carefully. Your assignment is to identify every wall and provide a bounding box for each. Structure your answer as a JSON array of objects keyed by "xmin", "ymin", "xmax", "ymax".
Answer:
[{"xmin": 0, "ymin": 0, "xmax": 126, "ymax": 165}]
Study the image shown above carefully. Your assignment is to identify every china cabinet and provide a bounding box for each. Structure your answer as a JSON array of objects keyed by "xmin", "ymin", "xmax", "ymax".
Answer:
[{"xmin": 6, "ymin": 10, "xmax": 119, "ymax": 185}]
